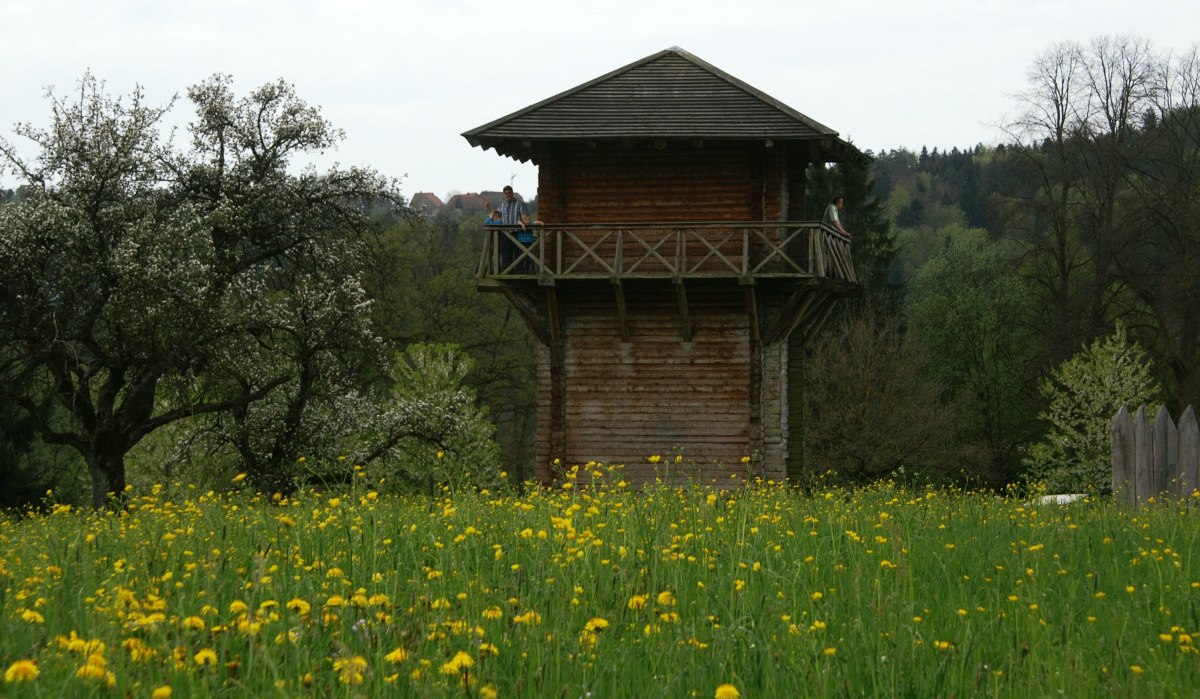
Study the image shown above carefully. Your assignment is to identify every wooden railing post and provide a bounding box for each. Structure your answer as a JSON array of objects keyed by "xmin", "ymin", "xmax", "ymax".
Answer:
[
  {"xmin": 615, "ymin": 228, "xmax": 624, "ymax": 277},
  {"xmin": 676, "ymin": 228, "xmax": 684, "ymax": 277},
  {"xmin": 742, "ymin": 228, "xmax": 749, "ymax": 276},
  {"xmin": 477, "ymin": 228, "xmax": 493, "ymax": 278}
]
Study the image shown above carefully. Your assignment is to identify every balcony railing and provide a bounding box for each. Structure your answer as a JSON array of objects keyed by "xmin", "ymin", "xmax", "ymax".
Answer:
[{"xmin": 477, "ymin": 222, "xmax": 856, "ymax": 284}]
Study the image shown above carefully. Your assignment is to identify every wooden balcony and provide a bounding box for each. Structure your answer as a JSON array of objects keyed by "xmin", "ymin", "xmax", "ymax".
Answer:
[{"xmin": 476, "ymin": 222, "xmax": 856, "ymax": 285}]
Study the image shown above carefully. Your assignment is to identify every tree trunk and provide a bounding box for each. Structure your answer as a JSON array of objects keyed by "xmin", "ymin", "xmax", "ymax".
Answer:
[{"xmin": 87, "ymin": 440, "xmax": 128, "ymax": 509}]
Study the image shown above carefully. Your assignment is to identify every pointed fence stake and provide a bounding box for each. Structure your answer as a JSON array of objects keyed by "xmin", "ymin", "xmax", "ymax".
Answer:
[{"xmin": 1112, "ymin": 405, "xmax": 1135, "ymax": 507}]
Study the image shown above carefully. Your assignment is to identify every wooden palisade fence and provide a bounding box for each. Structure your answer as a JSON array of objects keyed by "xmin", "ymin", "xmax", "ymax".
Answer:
[{"xmin": 1111, "ymin": 405, "xmax": 1200, "ymax": 505}]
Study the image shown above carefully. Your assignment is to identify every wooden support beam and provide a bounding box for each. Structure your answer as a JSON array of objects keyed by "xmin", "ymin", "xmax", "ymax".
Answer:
[
  {"xmin": 546, "ymin": 286, "xmax": 562, "ymax": 345},
  {"xmin": 613, "ymin": 279, "xmax": 631, "ymax": 342},
  {"xmin": 498, "ymin": 287, "xmax": 551, "ymax": 346},
  {"xmin": 748, "ymin": 334, "xmax": 763, "ymax": 475},
  {"xmin": 674, "ymin": 280, "xmax": 693, "ymax": 342},
  {"xmin": 549, "ymin": 335, "xmax": 567, "ymax": 473},
  {"xmin": 745, "ymin": 286, "xmax": 760, "ymax": 343},
  {"xmin": 795, "ymin": 294, "xmax": 839, "ymax": 348},
  {"xmin": 762, "ymin": 288, "xmax": 818, "ymax": 345}
]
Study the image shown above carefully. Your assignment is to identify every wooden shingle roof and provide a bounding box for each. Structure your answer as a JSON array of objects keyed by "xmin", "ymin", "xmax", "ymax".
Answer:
[{"xmin": 463, "ymin": 47, "xmax": 864, "ymax": 164}]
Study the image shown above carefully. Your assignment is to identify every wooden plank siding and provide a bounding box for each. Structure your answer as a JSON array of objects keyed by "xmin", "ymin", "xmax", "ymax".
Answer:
[
  {"xmin": 538, "ymin": 143, "xmax": 753, "ymax": 223},
  {"xmin": 534, "ymin": 283, "xmax": 787, "ymax": 484}
]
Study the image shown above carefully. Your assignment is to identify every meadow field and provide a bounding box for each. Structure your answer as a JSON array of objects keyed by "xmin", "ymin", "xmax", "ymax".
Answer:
[{"xmin": 2, "ymin": 464, "xmax": 1198, "ymax": 698}]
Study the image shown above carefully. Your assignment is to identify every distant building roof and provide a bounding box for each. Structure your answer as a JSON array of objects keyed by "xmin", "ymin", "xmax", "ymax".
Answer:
[
  {"xmin": 464, "ymin": 46, "xmax": 865, "ymax": 164},
  {"xmin": 409, "ymin": 192, "xmax": 444, "ymax": 212},
  {"xmin": 446, "ymin": 193, "xmax": 491, "ymax": 211}
]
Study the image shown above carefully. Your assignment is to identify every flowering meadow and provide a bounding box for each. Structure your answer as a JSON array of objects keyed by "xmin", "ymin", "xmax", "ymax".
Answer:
[{"xmin": 2, "ymin": 465, "xmax": 1199, "ymax": 698}]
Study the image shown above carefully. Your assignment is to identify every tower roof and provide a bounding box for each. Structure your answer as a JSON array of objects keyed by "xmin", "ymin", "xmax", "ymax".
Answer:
[{"xmin": 463, "ymin": 47, "xmax": 865, "ymax": 164}]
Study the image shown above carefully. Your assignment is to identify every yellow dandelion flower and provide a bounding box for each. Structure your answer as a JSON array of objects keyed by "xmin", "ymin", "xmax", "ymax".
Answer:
[
  {"xmin": 628, "ymin": 594, "xmax": 648, "ymax": 611},
  {"xmin": 287, "ymin": 598, "xmax": 312, "ymax": 615},
  {"xmin": 715, "ymin": 683, "xmax": 741, "ymax": 699},
  {"xmin": 181, "ymin": 616, "xmax": 206, "ymax": 631},
  {"xmin": 333, "ymin": 656, "xmax": 367, "ymax": 685},
  {"xmin": 1130, "ymin": 665, "xmax": 1144, "ymax": 675},
  {"xmin": 152, "ymin": 686, "xmax": 173, "ymax": 699},
  {"xmin": 194, "ymin": 648, "xmax": 218, "ymax": 667},
  {"xmin": 440, "ymin": 651, "xmax": 475, "ymax": 675},
  {"xmin": 657, "ymin": 591, "xmax": 676, "ymax": 607},
  {"xmin": 5, "ymin": 660, "xmax": 39, "ymax": 683},
  {"xmin": 75, "ymin": 658, "xmax": 115, "ymax": 687},
  {"xmin": 231, "ymin": 473, "xmax": 247, "ymax": 483},
  {"xmin": 481, "ymin": 684, "xmax": 499, "ymax": 699},
  {"xmin": 513, "ymin": 611, "xmax": 542, "ymax": 625}
]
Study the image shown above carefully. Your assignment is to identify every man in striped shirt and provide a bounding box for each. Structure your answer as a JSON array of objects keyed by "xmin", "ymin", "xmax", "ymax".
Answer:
[{"xmin": 499, "ymin": 185, "xmax": 528, "ymax": 228}]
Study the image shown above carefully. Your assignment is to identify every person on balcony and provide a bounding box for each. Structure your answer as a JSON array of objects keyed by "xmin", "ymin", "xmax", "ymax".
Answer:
[
  {"xmin": 823, "ymin": 196, "xmax": 851, "ymax": 238},
  {"xmin": 483, "ymin": 186, "xmax": 527, "ymax": 273},
  {"xmin": 516, "ymin": 213, "xmax": 545, "ymax": 273},
  {"xmin": 498, "ymin": 185, "xmax": 528, "ymax": 228}
]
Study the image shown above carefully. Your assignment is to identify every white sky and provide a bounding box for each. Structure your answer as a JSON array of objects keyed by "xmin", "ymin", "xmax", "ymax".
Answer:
[{"xmin": 1, "ymin": 0, "xmax": 1196, "ymax": 202}]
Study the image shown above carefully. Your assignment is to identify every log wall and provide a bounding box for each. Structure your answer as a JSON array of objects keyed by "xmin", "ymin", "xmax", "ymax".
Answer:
[
  {"xmin": 535, "ymin": 283, "xmax": 789, "ymax": 483},
  {"xmin": 516, "ymin": 140, "xmax": 829, "ymax": 484},
  {"xmin": 538, "ymin": 143, "xmax": 753, "ymax": 223}
]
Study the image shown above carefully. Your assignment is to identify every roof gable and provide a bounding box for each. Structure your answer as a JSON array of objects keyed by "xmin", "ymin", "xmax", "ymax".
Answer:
[{"xmin": 464, "ymin": 47, "xmax": 862, "ymax": 163}]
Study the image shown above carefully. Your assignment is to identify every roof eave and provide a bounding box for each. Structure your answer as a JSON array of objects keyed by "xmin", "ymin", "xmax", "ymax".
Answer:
[{"xmin": 470, "ymin": 134, "xmax": 868, "ymax": 165}]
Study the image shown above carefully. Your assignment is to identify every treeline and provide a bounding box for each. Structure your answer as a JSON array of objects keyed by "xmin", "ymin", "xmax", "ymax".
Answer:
[{"xmin": 808, "ymin": 36, "xmax": 1199, "ymax": 491}]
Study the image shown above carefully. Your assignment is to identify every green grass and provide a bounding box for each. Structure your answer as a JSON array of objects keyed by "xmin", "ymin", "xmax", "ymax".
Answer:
[{"xmin": 2, "ymin": 467, "xmax": 1199, "ymax": 697}]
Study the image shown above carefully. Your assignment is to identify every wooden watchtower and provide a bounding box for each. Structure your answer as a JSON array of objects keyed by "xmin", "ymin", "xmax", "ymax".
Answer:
[{"xmin": 463, "ymin": 47, "xmax": 862, "ymax": 483}]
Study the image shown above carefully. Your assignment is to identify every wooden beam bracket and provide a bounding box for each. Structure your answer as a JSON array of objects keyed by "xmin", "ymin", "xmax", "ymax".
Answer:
[
  {"xmin": 762, "ymin": 288, "xmax": 817, "ymax": 345},
  {"xmin": 498, "ymin": 287, "xmax": 551, "ymax": 346}
]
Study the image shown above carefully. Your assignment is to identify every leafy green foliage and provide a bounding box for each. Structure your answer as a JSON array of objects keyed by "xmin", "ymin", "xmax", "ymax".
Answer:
[
  {"xmin": 363, "ymin": 213, "xmax": 537, "ymax": 479},
  {"xmin": 907, "ymin": 233, "xmax": 1041, "ymax": 485},
  {"xmin": 1024, "ymin": 324, "xmax": 1161, "ymax": 493},
  {"xmin": 378, "ymin": 343, "xmax": 501, "ymax": 488}
]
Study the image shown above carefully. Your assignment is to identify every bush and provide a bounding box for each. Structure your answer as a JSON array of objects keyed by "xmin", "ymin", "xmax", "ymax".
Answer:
[{"xmin": 1024, "ymin": 324, "xmax": 1161, "ymax": 493}]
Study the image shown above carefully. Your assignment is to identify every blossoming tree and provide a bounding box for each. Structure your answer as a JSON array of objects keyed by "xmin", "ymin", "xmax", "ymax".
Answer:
[{"xmin": 0, "ymin": 74, "xmax": 399, "ymax": 505}]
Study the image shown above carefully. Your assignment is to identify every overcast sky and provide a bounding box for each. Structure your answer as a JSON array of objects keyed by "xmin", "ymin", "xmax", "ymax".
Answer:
[{"xmin": 2, "ymin": 0, "xmax": 1196, "ymax": 201}]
